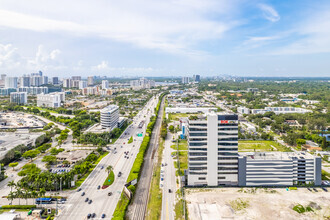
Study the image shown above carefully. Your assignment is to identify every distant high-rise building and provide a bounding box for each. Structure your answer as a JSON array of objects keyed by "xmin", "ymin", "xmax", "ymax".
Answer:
[
  {"xmin": 130, "ymin": 78, "xmax": 155, "ymax": 90},
  {"xmin": 87, "ymin": 76, "xmax": 94, "ymax": 86},
  {"xmin": 10, "ymin": 92, "xmax": 27, "ymax": 104},
  {"xmin": 102, "ymin": 80, "xmax": 109, "ymax": 89},
  {"xmin": 41, "ymin": 76, "xmax": 49, "ymax": 85},
  {"xmin": 182, "ymin": 77, "xmax": 189, "ymax": 84},
  {"xmin": 1, "ymin": 74, "xmax": 6, "ymax": 81},
  {"xmin": 72, "ymin": 76, "xmax": 82, "ymax": 81},
  {"xmin": 79, "ymin": 81, "xmax": 87, "ymax": 89},
  {"xmin": 20, "ymin": 76, "xmax": 31, "ymax": 87},
  {"xmin": 5, "ymin": 77, "xmax": 18, "ymax": 88},
  {"xmin": 31, "ymin": 76, "xmax": 42, "ymax": 86},
  {"xmin": 63, "ymin": 78, "xmax": 72, "ymax": 88},
  {"xmin": 72, "ymin": 80, "xmax": 80, "ymax": 88},
  {"xmin": 52, "ymin": 77, "xmax": 59, "ymax": 85},
  {"xmin": 193, "ymin": 74, "xmax": 201, "ymax": 82},
  {"xmin": 31, "ymin": 71, "xmax": 43, "ymax": 77}
]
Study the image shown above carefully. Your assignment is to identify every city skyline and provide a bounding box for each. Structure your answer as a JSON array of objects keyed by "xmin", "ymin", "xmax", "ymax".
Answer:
[{"xmin": 1, "ymin": 0, "xmax": 330, "ymax": 77}]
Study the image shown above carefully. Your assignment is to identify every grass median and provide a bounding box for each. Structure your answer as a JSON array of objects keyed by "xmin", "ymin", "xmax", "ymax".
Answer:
[{"xmin": 103, "ymin": 170, "xmax": 115, "ymax": 187}]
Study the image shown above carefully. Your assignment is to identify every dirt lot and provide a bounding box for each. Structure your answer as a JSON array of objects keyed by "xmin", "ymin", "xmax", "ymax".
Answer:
[{"xmin": 186, "ymin": 187, "xmax": 330, "ymax": 220}]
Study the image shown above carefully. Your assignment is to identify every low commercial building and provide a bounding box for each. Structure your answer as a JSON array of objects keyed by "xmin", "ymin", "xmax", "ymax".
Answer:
[
  {"xmin": 56, "ymin": 150, "xmax": 92, "ymax": 164},
  {"xmin": 100, "ymin": 105, "xmax": 119, "ymax": 130},
  {"xmin": 37, "ymin": 92, "xmax": 65, "ymax": 108},
  {"xmin": 238, "ymin": 152, "xmax": 322, "ymax": 186},
  {"xmin": 237, "ymin": 106, "xmax": 250, "ymax": 114},
  {"xmin": 244, "ymin": 107, "xmax": 312, "ymax": 115},
  {"xmin": 10, "ymin": 92, "xmax": 27, "ymax": 104},
  {"xmin": 165, "ymin": 107, "xmax": 217, "ymax": 114}
]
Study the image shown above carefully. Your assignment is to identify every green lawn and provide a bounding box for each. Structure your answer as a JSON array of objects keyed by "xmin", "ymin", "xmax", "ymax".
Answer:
[
  {"xmin": 238, "ymin": 140, "xmax": 292, "ymax": 152},
  {"xmin": 146, "ymin": 138, "xmax": 164, "ymax": 220},
  {"xmin": 170, "ymin": 140, "xmax": 188, "ymax": 151},
  {"xmin": 103, "ymin": 170, "xmax": 115, "ymax": 186}
]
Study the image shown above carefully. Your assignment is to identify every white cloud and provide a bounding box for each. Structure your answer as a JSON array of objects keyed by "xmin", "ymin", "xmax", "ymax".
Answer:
[
  {"xmin": 258, "ymin": 3, "xmax": 280, "ymax": 22},
  {"xmin": 0, "ymin": 0, "xmax": 238, "ymax": 56},
  {"xmin": 92, "ymin": 61, "xmax": 109, "ymax": 71},
  {"xmin": 0, "ymin": 44, "xmax": 23, "ymax": 69},
  {"xmin": 28, "ymin": 45, "xmax": 62, "ymax": 70}
]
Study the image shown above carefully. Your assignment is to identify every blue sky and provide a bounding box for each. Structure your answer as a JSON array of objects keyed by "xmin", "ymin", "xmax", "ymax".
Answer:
[{"xmin": 0, "ymin": 0, "xmax": 330, "ymax": 77}]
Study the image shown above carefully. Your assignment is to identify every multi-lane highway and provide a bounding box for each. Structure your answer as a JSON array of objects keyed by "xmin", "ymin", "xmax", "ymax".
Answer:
[
  {"xmin": 127, "ymin": 96, "xmax": 165, "ymax": 220},
  {"xmin": 57, "ymin": 95, "xmax": 159, "ymax": 220}
]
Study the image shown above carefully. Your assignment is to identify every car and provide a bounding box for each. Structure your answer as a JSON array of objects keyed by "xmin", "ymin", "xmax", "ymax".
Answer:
[
  {"xmin": 118, "ymin": 172, "xmax": 122, "ymax": 177},
  {"xmin": 101, "ymin": 214, "xmax": 106, "ymax": 218},
  {"xmin": 101, "ymin": 166, "xmax": 104, "ymax": 169},
  {"xmin": 77, "ymin": 188, "xmax": 82, "ymax": 192},
  {"xmin": 81, "ymin": 192, "xmax": 85, "ymax": 196},
  {"xmin": 307, "ymin": 188, "xmax": 312, "ymax": 192},
  {"xmin": 322, "ymin": 187, "xmax": 328, "ymax": 192},
  {"xmin": 121, "ymin": 146, "xmax": 123, "ymax": 148},
  {"xmin": 88, "ymin": 199, "xmax": 92, "ymax": 204},
  {"xmin": 313, "ymin": 188, "xmax": 318, "ymax": 192},
  {"xmin": 123, "ymin": 142, "xmax": 125, "ymax": 144},
  {"xmin": 165, "ymin": 163, "xmax": 167, "ymax": 166},
  {"xmin": 97, "ymin": 185, "xmax": 100, "ymax": 190},
  {"xmin": 108, "ymin": 192, "xmax": 112, "ymax": 196},
  {"xmin": 168, "ymin": 189, "xmax": 172, "ymax": 193},
  {"xmin": 87, "ymin": 213, "xmax": 91, "ymax": 219},
  {"xmin": 91, "ymin": 213, "xmax": 96, "ymax": 218},
  {"xmin": 127, "ymin": 157, "xmax": 129, "ymax": 159},
  {"xmin": 85, "ymin": 198, "xmax": 89, "ymax": 202}
]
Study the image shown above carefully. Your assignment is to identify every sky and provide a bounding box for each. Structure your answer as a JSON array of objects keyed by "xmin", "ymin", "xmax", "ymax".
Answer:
[{"xmin": 0, "ymin": 0, "xmax": 330, "ymax": 77}]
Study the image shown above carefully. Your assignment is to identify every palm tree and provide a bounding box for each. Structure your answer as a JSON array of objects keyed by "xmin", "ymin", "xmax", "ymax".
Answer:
[
  {"xmin": 7, "ymin": 191, "xmax": 15, "ymax": 205},
  {"xmin": 106, "ymin": 165, "xmax": 113, "ymax": 175},
  {"xmin": 8, "ymin": 181, "xmax": 16, "ymax": 194},
  {"xmin": 15, "ymin": 188, "xmax": 22, "ymax": 205}
]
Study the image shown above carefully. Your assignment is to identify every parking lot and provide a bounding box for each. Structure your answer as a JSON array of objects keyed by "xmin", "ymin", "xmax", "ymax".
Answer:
[{"xmin": 186, "ymin": 187, "xmax": 330, "ymax": 220}]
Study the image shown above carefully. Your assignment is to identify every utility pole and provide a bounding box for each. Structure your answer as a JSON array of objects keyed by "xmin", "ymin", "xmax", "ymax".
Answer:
[{"xmin": 60, "ymin": 177, "xmax": 62, "ymax": 191}]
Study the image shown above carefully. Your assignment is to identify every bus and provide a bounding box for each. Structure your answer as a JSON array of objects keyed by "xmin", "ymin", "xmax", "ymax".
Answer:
[{"xmin": 36, "ymin": 198, "xmax": 52, "ymax": 204}]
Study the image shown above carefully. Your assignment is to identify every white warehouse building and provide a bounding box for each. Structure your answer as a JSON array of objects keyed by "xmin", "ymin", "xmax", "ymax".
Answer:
[
  {"xmin": 238, "ymin": 152, "xmax": 322, "ymax": 186},
  {"xmin": 100, "ymin": 105, "xmax": 119, "ymax": 130},
  {"xmin": 37, "ymin": 92, "xmax": 65, "ymax": 108}
]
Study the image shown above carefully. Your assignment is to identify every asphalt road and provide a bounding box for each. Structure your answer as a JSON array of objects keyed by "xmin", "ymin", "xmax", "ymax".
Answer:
[
  {"xmin": 56, "ymin": 96, "xmax": 158, "ymax": 220},
  {"xmin": 160, "ymin": 133, "xmax": 176, "ymax": 220},
  {"xmin": 127, "ymin": 96, "xmax": 165, "ymax": 220}
]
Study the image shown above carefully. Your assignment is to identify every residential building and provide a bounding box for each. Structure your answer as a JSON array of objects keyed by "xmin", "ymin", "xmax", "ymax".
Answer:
[
  {"xmin": 193, "ymin": 74, "xmax": 201, "ymax": 82},
  {"xmin": 187, "ymin": 112, "xmax": 239, "ymax": 186},
  {"xmin": 5, "ymin": 77, "xmax": 18, "ymax": 88},
  {"xmin": 18, "ymin": 87, "xmax": 48, "ymax": 95},
  {"xmin": 52, "ymin": 77, "xmax": 59, "ymax": 85},
  {"xmin": 165, "ymin": 107, "xmax": 217, "ymax": 114},
  {"xmin": 41, "ymin": 76, "xmax": 49, "ymax": 85},
  {"xmin": 31, "ymin": 76, "xmax": 42, "ymax": 87},
  {"xmin": 87, "ymin": 76, "xmax": 94, "ymax": 86},
  {"xmin": 10, "ymin": 92, "xmax": 27, "ymax": 104},
  {"xmin": 79, "ymin": 80, "xmax": 87, "ymax": 89},
  {"xmin": 247, "ymin": 88, "xmax": 259, "ymax": 92},
  {"xmin": 0, "ymin": 74, "xmax": 6, "ymax": 87},
  {"xmin": 100, "ymin": 105, "xmax": 119, "ymax": 130},
  {"xmin": 102, "ymin": 80, "xmax": 109, "ymax": 89},
  {"xmin": 37, "ymin": 92, "xmax": 65, "ymax": 108},
  {"xmin": 182, "ymin": 77, "xmax": 189, "ymax": 84},
  {"xmin": 238, "ymin": 152, "xmax": 322, "ymax": 186},
  {"xmin": 72, "ymin": 80, "xmax": 80, "ymax": 88},
  {"xmin": 20, "ymin": 75, "xmax": 31, "ymax": 87},
  {"xmin": 130, "ymin": 78, "xmax": 155, "ymax": 90},
  {"xmin": 0, "ymin": 88, "xmax": 16, "ymax": 96},
  {"xmin": 264, "ymin": 107, "xmax": 312, "ymax": 114},
  {"xmin": 63, "ymin": 78, "xmax": 72, "ymax": 88}
]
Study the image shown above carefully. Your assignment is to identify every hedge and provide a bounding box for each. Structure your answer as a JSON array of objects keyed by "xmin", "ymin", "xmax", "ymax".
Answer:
[
  {"xmin": 112, "ymin": 92, "xmax": 166, "ymax": 219},
  {"xmin": 1, "ymin": 205, "xmax": 36, "ymax": 209}
]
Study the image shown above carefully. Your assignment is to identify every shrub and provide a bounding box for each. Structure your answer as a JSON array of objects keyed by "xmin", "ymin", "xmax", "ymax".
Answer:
[{"xmin": 1, "ymin": 205, "xmax": 36, "ymax": 209}]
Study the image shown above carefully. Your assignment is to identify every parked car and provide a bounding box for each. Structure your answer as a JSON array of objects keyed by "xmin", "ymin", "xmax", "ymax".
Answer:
[{"xmin": 322, "ymin": 187, "xmax": 328, "ymax": 192}]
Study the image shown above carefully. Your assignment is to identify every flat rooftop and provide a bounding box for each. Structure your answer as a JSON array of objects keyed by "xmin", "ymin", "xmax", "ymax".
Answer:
[{"xmin": 239, "ymin": 152, "xmax": 316, "ymax": 160}]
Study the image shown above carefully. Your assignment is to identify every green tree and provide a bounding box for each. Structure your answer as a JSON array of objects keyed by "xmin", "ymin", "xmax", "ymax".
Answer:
[
  {"xmin": 22, "ymin": 149, "xmax": 40, "ymax": 161},
  {"xmin": 8, "ymin": 162, "xmax": 19, "ymax": 171},
  {"xmin": 169, "ymin": 125, "xmax": 175, "ymax": 133},
  {"xmin": 106, "ymin": 165, "xmax": 113, "ymax": 175},
  {"xmin": 8, "ymin": 181, "xmax": 16, "ymax": 194}
]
